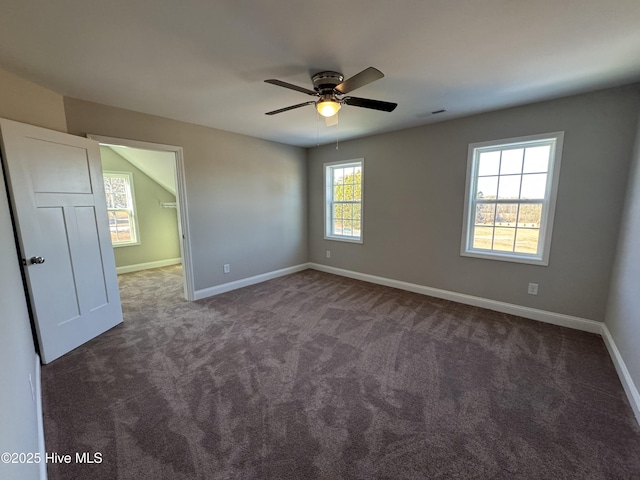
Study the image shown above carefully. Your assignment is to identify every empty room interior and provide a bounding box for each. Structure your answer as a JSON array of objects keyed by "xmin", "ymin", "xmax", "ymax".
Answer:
[{"xmin": 1, "ymin": 2, "xmax": 640, "ymax": 479}]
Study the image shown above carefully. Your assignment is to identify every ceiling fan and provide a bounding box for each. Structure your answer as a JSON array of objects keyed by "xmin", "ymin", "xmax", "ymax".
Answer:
[{"xmin": 264, "ymin": 67, "xmax": 397, "ymax": 121}]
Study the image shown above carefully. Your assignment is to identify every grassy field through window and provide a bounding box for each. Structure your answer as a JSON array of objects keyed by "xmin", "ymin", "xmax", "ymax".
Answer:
[{"xmin": 473, "ymin": 225, "xmax": 539, "ymax": 253}]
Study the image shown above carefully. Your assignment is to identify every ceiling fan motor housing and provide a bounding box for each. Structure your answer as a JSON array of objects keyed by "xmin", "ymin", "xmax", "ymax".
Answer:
[{"xmin": 312, "ymin": 71, "xmax": 344, "ymax": 94}]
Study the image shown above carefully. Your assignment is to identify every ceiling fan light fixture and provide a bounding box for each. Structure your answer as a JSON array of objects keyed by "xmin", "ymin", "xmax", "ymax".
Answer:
[{"xmin": 316, "ymin": 98, "xmax": 341, "ymax": 117}]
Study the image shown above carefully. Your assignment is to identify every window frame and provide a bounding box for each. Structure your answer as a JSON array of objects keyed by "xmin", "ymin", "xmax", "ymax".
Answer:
[
  {"xmin": 460, "ymin": 132, "xmax": 564, "ymax": 266},
  {"xmin": 324, "ymin": 159, "xmax": 364, "ymax": 244},
  {"xmin": 103, "ymin": 170, "xmax": 140, "ymax": 247}
]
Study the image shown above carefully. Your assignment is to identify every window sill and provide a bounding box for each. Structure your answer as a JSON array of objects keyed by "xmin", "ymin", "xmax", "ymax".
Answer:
[
  {"xmin": 112, "ymin": 241, "xmax": 141, "ymax": 248},
  {"xmin": 324, "ymin": 235, "xmax": 363, "ymax": 244},
  {"xmin": 461, "ymin": 249, "xmax": 548, "ymax": 266}
]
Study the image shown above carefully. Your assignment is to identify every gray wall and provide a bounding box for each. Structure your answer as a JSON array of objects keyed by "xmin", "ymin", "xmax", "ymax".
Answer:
[
  {"xmin": 65, "ymin": 98, "xmax": 308, "ymax": 292},
  {"xmin": 100, "ymin": 147, "xmax": 181, "ymax": 269},
  {"xmin": 308, "ymin": 85, "xmax": 640, "ymax": 321},
  {"xmin": 606, "ymin": 108, "xmax": 640, "ymax": 390},
  {"xmin": 0, "ymin": 67, "xmax": 66, "ymax": 480}
]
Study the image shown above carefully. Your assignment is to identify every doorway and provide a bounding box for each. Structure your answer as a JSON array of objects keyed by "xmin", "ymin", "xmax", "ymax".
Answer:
[{"xmin": 88, "ymin": 135, "xmax": 195, "ymax": 301}]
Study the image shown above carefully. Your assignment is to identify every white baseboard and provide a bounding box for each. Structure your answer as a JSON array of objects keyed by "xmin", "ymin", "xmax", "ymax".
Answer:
[
  {"xmin": 35, "ymin": 354, "xmax": 47, "ymax": 480},
  {"xmin": 194, "ymin": 263, "xmax": 310, "ymax": 300},
  {"xmin": 601, "ymin": 325, "xmax": 640, "ymax": 425},
  {"xmin": 309, "ymin": 263, "xmax": 603, "ymax": 334},
  {"xmin": 116, "ymin": 257, "xmax": 182, "ymax": 274}
]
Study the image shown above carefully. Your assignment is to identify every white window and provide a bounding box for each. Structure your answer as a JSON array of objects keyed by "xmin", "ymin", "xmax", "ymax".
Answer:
[
  {"xmin": 325, "ymin": 159, "xmax": 363, "ymax": 243},
  {"xmin": 103, "ymin": 171, "xmax": 139, "ymax": 246},
  {"xmin": 461, "ymin": 132, "xmax": 564, "ymax": 265}
]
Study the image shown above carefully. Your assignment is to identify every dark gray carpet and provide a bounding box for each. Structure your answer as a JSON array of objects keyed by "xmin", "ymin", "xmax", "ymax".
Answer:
[{"xmin": 42, "ymin": 266, "xmax": 640, "ymax": 479}]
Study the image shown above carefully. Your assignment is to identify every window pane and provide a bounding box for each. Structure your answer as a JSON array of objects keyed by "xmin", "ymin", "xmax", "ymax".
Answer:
[
  {"xmin": 493, "ymin": 227, "xmax": 516, "ymax": 251},
  {"xmin": 342, "ymin": 219, "xmax": 353, "ymax": 236},
  {"xmin": 477, "ymin": 176, "xmax": 498, "ymax": 199},
  {"xmin": 354, "ymin": 182, "xmax": 362, "ymax": 201},
  {"xmin": 344, "ymin": 184, "xmax": 354, "ymax": 201},
  {"xmin": 500, "ymin": 149, "xmax": 524, "ymax": 175},
  {"xmin": 343, "ymin": 204, "xmax": 353, "ymax": 219},
  {"xmin": 333, "ymin": 168, "xmax": 344, "ymax": 186},
  {"xmin": 333, "ymin": 203, "xmax": 342, "ymax": 221},
  {"xmin": 496, "ymin": 203, "xmax": 518, "ymax": 226},
  {"xmin": 112, "ymin": 179, "xmax": 129, "ymax": 208},
  {"xmin": 478, "ymin": 151, "xmax": 500, "ymax": 176},
  {"xmin": 353, "ymin": 221, "xmax": 361, "ymax": 237},
  {"xmin": 333, "ymin": 219, "xmax": 342, "ymax": 235},
  {"xmin": 520, "ymin": 174, "xmax": 547, "ymax": 199},
  {"xmin": 517, "ymin": 203, "xmax": 542, "ymax": 227},
  {"xmin": 114, "ymin": 210, "xmax": 130, "ymax": 223},
  {"xmin": 515, "ymin": 228, "xmax": 540, "ymax": 254},
  {"xmin": 497, "ymin": 175, "xmax": 521, "ymax": 199},
  {"xmin": 475, "ymin": 203, "xmax": 496, "ymax": 226},
  {"xmin": 523, "ymin": 146, "xmax": 550, "ymax": 173},
  {"xmin": 353, "ymin": 204, "xmax": 361, "ymax": 220},
  {"xmin": 104, "ymin": 176, "xmax": 129, "ymax": 209},
  {"xmin": 344, "ymin": 167, "xmax": 354, "ymax": 182},
  {"xmin": 114, "ymin": 211, "xmax": 132, "ymax": 242},
  {"xmin": 333, "ymin": 186, "xmax": 344, "ymax": 201},
  {"xmin": 109, "ymin": 211, "xmax": 130, "ymax": 242},
  {"xmin": 104, "ymin": 178, "xmax": 114, "ymax": 208},
  {"xmin": 473, "ymin": 226, "xmax": 494, "ymax": 250},
  {"xmin": 108, "ymin": 211, "xmax": 118, "ymax": 242}
]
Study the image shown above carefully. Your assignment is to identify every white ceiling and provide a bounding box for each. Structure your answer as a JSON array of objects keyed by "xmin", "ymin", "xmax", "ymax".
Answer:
[
  {"xmin": 107, "ymin": 145, "xmax": 176, "ymax": 196},
  {"xmin": 1, "ymin": 1, "xmax": 640, "ymax": 147}
]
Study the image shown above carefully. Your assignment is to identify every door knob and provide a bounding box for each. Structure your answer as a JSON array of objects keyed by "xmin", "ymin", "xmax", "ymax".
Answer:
[{"xmin": 30, "ymin": 256, "xmax": 45, "ymax": 265}]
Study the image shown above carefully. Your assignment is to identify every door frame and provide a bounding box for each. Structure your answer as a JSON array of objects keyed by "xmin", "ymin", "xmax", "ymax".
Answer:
[{"xmin": 88, "ymin": 134, "xmax": 195, "ymax": 302}]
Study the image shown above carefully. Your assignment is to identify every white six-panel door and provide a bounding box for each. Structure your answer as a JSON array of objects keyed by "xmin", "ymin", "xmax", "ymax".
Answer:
[{"xmin": 0, "ymin": 118, "xmax": 123, "ymax": 363}]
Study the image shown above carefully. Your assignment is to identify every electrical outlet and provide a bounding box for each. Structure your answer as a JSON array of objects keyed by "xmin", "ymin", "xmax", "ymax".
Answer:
[
  {"xmin": 326, "ymin": 250, "xmax": 331, "ymax": 258},
  {"xmin": 223, "ymin": 264, "xmax": 230, "ymax": 274},
  {"xmin": 528, "ymin": 283, "xmax": 539, "ymax": 295}
]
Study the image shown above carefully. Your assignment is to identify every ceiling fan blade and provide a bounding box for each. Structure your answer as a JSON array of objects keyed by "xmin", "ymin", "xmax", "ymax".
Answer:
[
  {"xmin": 265, "ymin": 101, "xmax": 315, "ymax": 115},
  {"xmin": 343, "ymin": 96, "xmax": 398, "ymax": 112},
  {"xmin": 264, "ymin": 79, "xmax": 317, "ymax": 96},
  {"xmin": 335, "ymin": 67, "xmax": 384, "ymax": 94}
]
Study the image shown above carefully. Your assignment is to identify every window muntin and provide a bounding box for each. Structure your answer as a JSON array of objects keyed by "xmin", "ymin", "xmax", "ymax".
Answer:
[
  {"xmin": 103, "ymin": 171, "xmax": 139, "ymax": 246},
  {"xmin": 461, "ymin": 132, "xmax": 563, "ymax": 265},
  {"xmin": 325, "ymin": 159, "xmax": 363, "ymax": 243}
]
